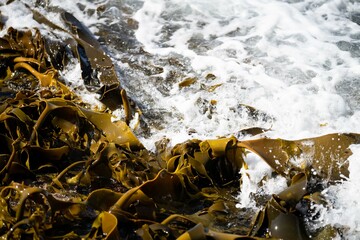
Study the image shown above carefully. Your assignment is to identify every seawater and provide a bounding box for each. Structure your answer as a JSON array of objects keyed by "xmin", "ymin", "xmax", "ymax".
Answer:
[{"xmin": 1, "ymin": 0, "xmax": 360, "ymax": 238}]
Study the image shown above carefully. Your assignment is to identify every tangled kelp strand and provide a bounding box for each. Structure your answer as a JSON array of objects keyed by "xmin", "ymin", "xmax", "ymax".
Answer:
[
  {"xmin": 0, "ymin": 1, "xmax": 360, "ymax": 239},
  {"xmin": 237, "ymin": 133, "xmax": 359, "ymax": 181}
]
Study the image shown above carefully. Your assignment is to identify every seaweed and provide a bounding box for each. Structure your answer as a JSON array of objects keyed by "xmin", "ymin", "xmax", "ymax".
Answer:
[{"xmin": 0, "ymin": 1, "xmax": 358, "ymax": 239}]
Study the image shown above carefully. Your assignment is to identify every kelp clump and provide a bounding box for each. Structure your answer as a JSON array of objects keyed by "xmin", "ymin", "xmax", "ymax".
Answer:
[{"xmin": 0, "ymin": 2, "xmax": 359, "ymax": 239}]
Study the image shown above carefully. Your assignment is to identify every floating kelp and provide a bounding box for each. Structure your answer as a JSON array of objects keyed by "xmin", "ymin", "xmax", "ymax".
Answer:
[
  {"xmin": 179, "ymin": 77, "xmax": 197, "ymax": 88},
  {"xmin": 0, "ymin": 1, "xmax": 359, "ymax": 239}
]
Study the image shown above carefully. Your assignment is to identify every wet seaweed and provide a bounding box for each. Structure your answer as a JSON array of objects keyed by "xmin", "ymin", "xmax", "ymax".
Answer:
[{"xmin": 0, "ymin": 2, "xmax": 359, "ymax": 239}]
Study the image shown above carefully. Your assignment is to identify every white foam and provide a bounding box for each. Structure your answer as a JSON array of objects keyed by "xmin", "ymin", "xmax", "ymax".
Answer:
[
  {"xmin": 237, "ymin": 152, "xmax": 288, "ymax": 209},
  {"xmin": 133, "ymin": 0, "xmax": 360, "ymax": 147},
  {"xmin": 0, "ymin": 2, "xmax": 41, "ymax": 34},
  {"xmin": 48, "ymin": 0, "xmax": 105, "ymax": 32}
]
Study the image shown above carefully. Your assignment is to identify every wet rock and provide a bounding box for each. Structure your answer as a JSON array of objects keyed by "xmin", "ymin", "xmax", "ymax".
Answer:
[{"xmin": 336, "ymin": 41, "xmax": 360, "ymax": 58}]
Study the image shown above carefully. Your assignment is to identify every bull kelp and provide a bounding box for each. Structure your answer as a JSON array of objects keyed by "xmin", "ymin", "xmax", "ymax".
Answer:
[{"xmin": 0, "ymin": 1, "xmax": 359, "ymax": 239}]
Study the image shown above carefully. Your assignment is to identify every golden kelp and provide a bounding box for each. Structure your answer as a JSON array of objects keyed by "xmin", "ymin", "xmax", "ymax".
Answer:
[{"xmin": 0, "ymin": 2, "xmax": 359, "ymax": 239}]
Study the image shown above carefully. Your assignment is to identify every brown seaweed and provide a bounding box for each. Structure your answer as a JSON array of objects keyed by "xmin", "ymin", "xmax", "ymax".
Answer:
[
  {"xmin": 237, "ymin": 133, "xmax": 359, "ymax": 181},
  {"xmin": 0, "ymin": 2, "xmax": 358, "ymax": 239},
  {"xmin": 27, "ymin": 5, "xmax": 136, "ymax": 114}
]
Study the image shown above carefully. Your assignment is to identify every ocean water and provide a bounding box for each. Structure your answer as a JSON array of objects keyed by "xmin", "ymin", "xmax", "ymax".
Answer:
[{"xmin": 1, "ymin": 0, "xmax": 360, "ymax": 238}]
